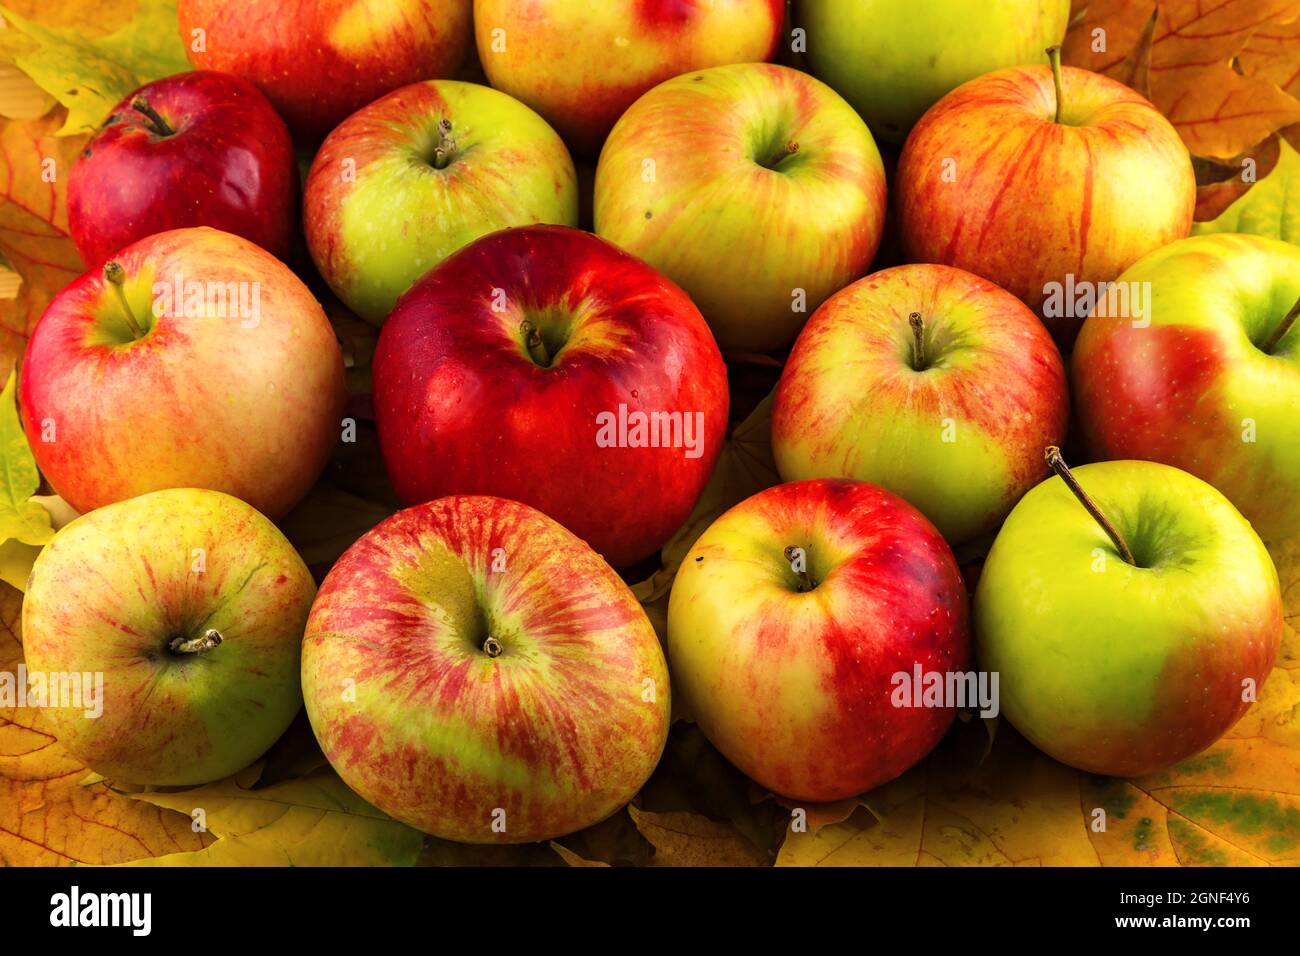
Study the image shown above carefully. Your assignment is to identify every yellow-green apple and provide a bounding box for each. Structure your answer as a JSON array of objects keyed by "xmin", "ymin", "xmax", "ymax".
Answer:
[
  {"xmin": 975, "ymin": 451, "xmax": 1281, "ymax": 776},
  {"xmin": 301, "ymin": 495, "xmax": 670, "ymax": 842},
  {"xmin": 21, "ymin": 488, "xmax": 314, "ymax": 786},
  {"xmin": 304, "ymin": 80, "xmax": 578, "ymax": 324},
  {"xmin": 177, "ymin": 0, "xmax": 472, "ymax": 143},
  {"xmin": 372, "ymin": 224, "xmax": 728, "ymax": 569},
  {"xmin": 594, "ymin": 62, "xmax": 887, "ymax": 353},
  {"xmin": 1073, "ymin": 234, "xmax": 1300, "ymax": 539},
  {"xmin": 772, "ymin": 264, "xmax": 1068, "ymax": 544},
  {"xmin": 795, "ymin": 0, "xmax": 1069, "ymax": 143},
  {"xmin": 20, "ymin": 227, "xmax": 346, "ymax": 520},
  {"xmin": 474, "ymin": 0, "xmax": 786, "ymax": 156},
  {"xmin": 68, "ymin": 71, "xmax": 297, "ymax": 271},
  {"xmin": 667, "ymin": 478, "xmax": 970, "ymax": 801},
  {"xmin": 896, "ymin": 51, "xmax": 1195, "ymax": 345}
]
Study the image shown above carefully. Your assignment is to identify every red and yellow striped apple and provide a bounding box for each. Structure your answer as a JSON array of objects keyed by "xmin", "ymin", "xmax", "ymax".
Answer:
[
  {"xmin": 595, "ymin": 62, "xmax": 887, "ymax": 353},
  {"xmin": 21, "ymin": 227, "xmax": 346, "ymax": 520},
  {"xmin": 667, "ymin": 479, "xmax": 970, "ymax": 801},
  {"xmin": 302, "ymin": 495, "xmax": 671, "ymax": 843},
  {"xmin": 372, "ymin": 225, "xmax": 728, "ymax": 569},
  {"xmin": 773, "ymin": 264, "xmax": 1068, "ymax": 544},
  {"xmin": 474, "ymin": 0, "xmax": 786, "ymax": 156}
]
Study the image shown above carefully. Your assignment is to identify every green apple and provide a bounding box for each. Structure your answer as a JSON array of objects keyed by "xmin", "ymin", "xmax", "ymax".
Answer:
[
  {"xmin": 21, "ymin": 488, "xmax": 314, "ymax": 786},
  {"xmin": 975, "ymin": 452, "xmax": 1282, "ymax": 777},
  {"xmin": 795, "ymin": 0, "xmax": 1070, "ymax": 142}
]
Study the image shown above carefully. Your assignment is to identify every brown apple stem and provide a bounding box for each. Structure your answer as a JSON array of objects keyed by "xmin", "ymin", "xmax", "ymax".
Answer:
[
  {"xmin": 169, "ymin": 628, "xmax": 223, "ymax": 655},
  {"xmin": 102, "ymin": 262, "xmax": 146, "ymax": 338},
  {"xmin": 1047, "ymin": 46, "xmax": 1065, "ymax": 123},
  {"xmin": 763, "ymin": 139, "xmax": 800, "ymax": 168},
  {"xmin": 1260, "ymin": 293, "xmax": 1300, "ymax": 353},
  {"xmin": 131, "ymin": 98, "xmax": 174, "ymax": 137},
  {"xmin": 783, "ymin": 545, "xmax": 815, "ymax": 592},
  {"xmin": 431, "ymin": 118, "xmax": 457, "ymax": 170},
  {"xmin": 909, "ymin": 312, "xmax": 926, "ymax": 370},
  {"xmin": 1044, "ymin": 446, "xmax": 1136, "ymax": 566},
  {"xmin": 520, "ymin": 319, "xmax": 550, "ymax": 367},
  {"xmin": 482, "ymin": 636, "xmax": 503, "ymax": 658}
]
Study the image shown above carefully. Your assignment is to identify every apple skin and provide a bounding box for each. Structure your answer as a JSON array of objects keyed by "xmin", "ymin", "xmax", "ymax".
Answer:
[
  {"xmin": 772, "ymin": 264, "xmax": 1068, "ymax": 544},
  {"xmin": 897, "ymin": 63, "xmax": 1195, "ymax": 345},
  {"xmin": 595, "ymin": 63, "xmax": 886, "ymax": 353},
  {"xmin": 795, "ymin": 0, "xmax": 1069, "ymax": 143},
  {"xmin": 474, "ymin": 0, "xmax": 785, "ymax": 156},
  {"xmin": 1073, "ymin": 234, "xmax": 1300, "ymax": 540},
  {"xmin": 974, "ymin": 460, "xmax": 1281, "ymax": 777},
  {"xmin": 67, "ymin": 71, "xmax": 297, "ymax": 271},
  {"xmin": 373, "ymin": 225, "xmax": 728, "ymax": 569},
  {"xmin": 304, "ymin": 80, "xmax": 578, "ymax": 325},
  {"xmin": 302, "ymin": 495, "xmax": 671, "ymax": 843},
  {"xmin": 20, "ymin": 227, "xmax": 346, "ymax": 520},
  {"xmin": 667, "ymin": 478, "xmax": 970, "ymax": 801},
  {"xmin": 177, "ymin": 0, "xmax": 472, "ymax": 144},
  {"xmin": 21, "ymin": 488, "xmax": 314, "ymax": 786}
]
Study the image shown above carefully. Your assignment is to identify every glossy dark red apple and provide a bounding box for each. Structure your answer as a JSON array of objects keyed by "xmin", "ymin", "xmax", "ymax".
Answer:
[
  {"xmin": 67, "ymin": 71, "xmax": 297, "ymax": 271},
  {"xmin": 372, "ymin": 225, "xmax": 729, "ymax": 568}
]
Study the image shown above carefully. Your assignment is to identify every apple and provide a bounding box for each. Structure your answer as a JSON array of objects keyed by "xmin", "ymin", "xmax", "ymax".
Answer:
[
  {"xmin": 772, "ymin": 264, "xmax": 1068, "ymax": 544},
  {"xmin": 302, "ymin": 494, "xmax": 670, "ymax": 842},
  {"xmin": 595, "ymin": 62, "xmax": 887, "ymax": 353},
  {"xmin": 667, "ymin": 478, "xmax": 970, "ymax": 801},
  {"xmin": 896, "ymin": 50, "xmax": 1195, "ymax": 345},
  {"xmin": 177, "ymin": 0, "xmax": 472, "ymax": 144},
  {"xmin": 1073, "ymin": 234, "xmax": 1300, "ymax": 540},
  {"xmin": 67, "ymin": 71, "xmax": 297, "ymax": 272},
  {"xmin": 21, "ymin": 227, "xmax": 346, "ymax": 520},
  {"xmin": 372, "ymin": 224, "xmax": 728, "ymax": 569},
  {"xmin": 474, "ymin": 0, "xmax": 786, "ymax": 156},
  {"xmin": 304, "ymin": 80, "xmax": 579, "ymax": 325},
  {"xmin": 976, "ymin": 451, "xmax": 1281, "ymax": 776},
  {"xmin": 794, "ymin": 0, "xmax": 1070, "ymax": 143},
  {"xmin": 21, "ymin": 488, "xmax": 314, "ymax": 786}
]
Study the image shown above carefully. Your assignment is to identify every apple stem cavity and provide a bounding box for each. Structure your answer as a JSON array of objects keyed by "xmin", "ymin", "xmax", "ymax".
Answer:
[
  {"xmin": 169, "ymin": 628, "xmax": 224, "ymax": 655},
  {"xmin": 1261, "ymin": 293, "xmax": 1300, "ymax": 354},
  {"xmin": 482, "ymin": 636, "xmax": 504, "ymax": 658},
  {"xmin": 1047, "ymin": 46, "xmax": 1065, "ymax": 124},
  {"xmin": 131, "ymin": 97, "xmax": 174, "ymax": 137},
  {"xmin": 102, "ymin": 261, "xmax": 146, "ymax": 339},
  {"xmin": 762, "ymin": 139, "xmax": 800, "ymax": 170},
  {"xmin": 909, "ymin": 312, "xmax": 927, "ymax": 370},
  {"xmin": 431, "ymin": 118, "xmax": 458, "ymax": 170},
  {"xmin": 520, "ymin": 319, "xmax": 551, "ymax": 367},
  {"xmin": 1044, "ymin": 446, "xmax": 1136, "ymax": 566},
  {"xmin": 783, "ymin": 545, "xmax": 816, "ymax": 592}
]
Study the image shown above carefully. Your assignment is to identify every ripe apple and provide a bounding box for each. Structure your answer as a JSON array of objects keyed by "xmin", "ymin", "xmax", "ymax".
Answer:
[
  {"xmin": 667, "ymin": 478, "xmax": 970, "ymax": 801},
  {"xmin": 177, "ymin": 0, "xmax": 472, "ymax": 143},
  {"xmin": 976, "ymin": 452, "xmax": 1281, "ymax": 776},
  {"xmin": 794, "ymin": 0, "xmax": 1070, "ymax": 143},
  {"xmin": 21, "ymin": 227, "xmax": 346, "ymax": 520},
  {"xmin": 21, "ymin": 488, "xmax": 314, "ymax": 786},
  {"xmin": 896, "ymin": 51, "xmax": 1195, "ymax": 345},
  {"xmin": 595, "ymin": 63, "xmax": 887, "ymax": 353},
  {"xmin": 302, "ymin": 494, "xmax": 671, "ymax": 843},
  {"xmin": 1073, "ymin": 234, "xmax": 1300, "ymax": 540},
  {"xmin": 372, "ymin": 225, "xmax": 728, "ymax": 569},
  {"xmin": 304, "ymin": 80, "xmax": 578, "ymax": 324},
  {"xmin": 474, "ymin": 0, "xmax": 786, "ymax": 156},
  {"xmin": 772, "ymin": 264, "xmax": 1068, "ymax": 544},
  {"xmin": 68, "ymin": 71, "xmax": 297, "ymax": 271}
]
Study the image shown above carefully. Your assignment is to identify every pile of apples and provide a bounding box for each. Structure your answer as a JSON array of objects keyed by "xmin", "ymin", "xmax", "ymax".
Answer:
[{"xmin": 16, "ymin": 0, "xmax": 1299, "ymax": 846}]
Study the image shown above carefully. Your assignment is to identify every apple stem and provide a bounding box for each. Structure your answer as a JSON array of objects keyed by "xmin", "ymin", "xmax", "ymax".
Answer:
[
  {"xmin": 102, "ymin": 262, "xmax": 146, "ymax": 339},
  {"xmin": 520, "ymin": 319, "xmax": 550, "ymax": 367},
  {"xmin": 431, "ymin": 118, "xmax": 457, "ymax": 170},
  {"xmin": 1044, "ymin": 446, "xmax": 1136, "ymax": 566},
  {"xmin": 1260, "ymin": 293, "xmax": 1300, "ymax": 353},
  {"xmin": 169, "ymin": 628, "xmax": 223, "ymax": 655},
  {"xmin": 909, "ymin": 312, "xmax": 926, "ymax": 370},
  {"xmin": 763, "ymin": 139, "xmax": 800, "ymax": 169},
  {"xmin": 131, "ymin": 98, "xmax": 174, "ymax": 137},
  {"xmin": 482, "ymin": 636, "xmax": 503, "ymax": 658},
  {"xmin": 783, "ymin": 545, "xmax": 815, "ymax": 592},
  {"xmin": 1047, "ymin": 46, "xmax": 1065, "ymax": 123}
]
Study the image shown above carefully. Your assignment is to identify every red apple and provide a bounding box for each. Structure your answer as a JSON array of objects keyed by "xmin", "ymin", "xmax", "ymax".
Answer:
[
  {"xmin": 667, "ymin": 478, "xmax": 971, "ymax": 801},
  {"xmin": 21, "ymin": 227, "xmax": 346, "ymax": 520},
  {"xmin": 302, "ymin": 495, "xmax": 671, "ymax": 843},
  {"xmin": 896, "ymin": 53, "xmax": 1195, "ymax": 344},
  {"xmin": 372, "ymin": 225, "xmax": 728, "ymax": 568},
  {"xmin": 177, "ymin": 0, "xmax": 472, "ymax": 143},
  {"xmin": 68, "ymin": 71, "xmax": 297, "ymax": 271}
]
